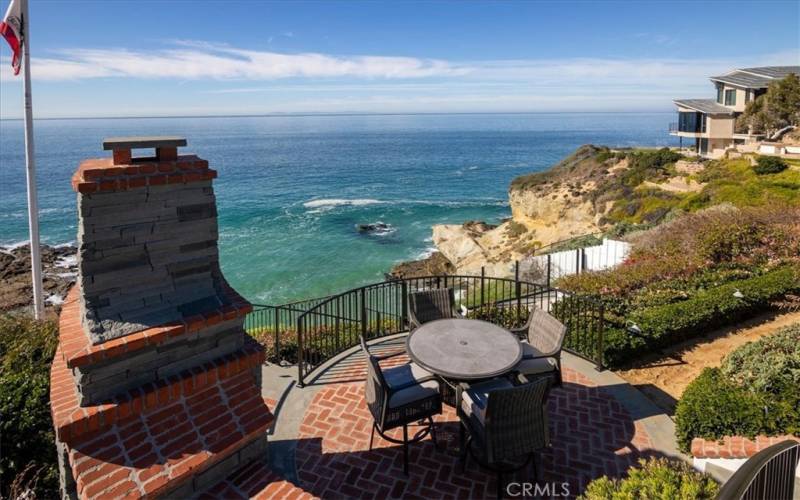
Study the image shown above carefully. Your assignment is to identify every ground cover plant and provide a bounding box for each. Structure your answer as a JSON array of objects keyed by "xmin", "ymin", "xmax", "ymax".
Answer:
[{"xmin": 674, "ymin": 323, "xmax": 800, "ymax": 451}]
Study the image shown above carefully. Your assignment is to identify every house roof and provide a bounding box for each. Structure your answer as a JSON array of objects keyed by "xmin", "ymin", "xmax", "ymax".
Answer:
[
  {"xmin": 710, "ymin": 66, "xmax": 800, "ymax": 89},
  {"xmin": 673, "ymin": 98, "xmax": 735, "ymax": 115}
]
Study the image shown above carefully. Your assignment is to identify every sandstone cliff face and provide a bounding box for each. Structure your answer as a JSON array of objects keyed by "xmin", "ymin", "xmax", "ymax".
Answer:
[{"xmin": 432, "ymin": 145, "xmax": 621, "ymax": 276}]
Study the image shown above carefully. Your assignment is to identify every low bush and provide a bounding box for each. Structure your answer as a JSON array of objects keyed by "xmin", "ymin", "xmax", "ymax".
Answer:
[
  {"xmin": 620, "ymin": 148, "xmax": 682, "ymax": 187},
  {"xmin": 0, "ymin": 314, "xmax": 60, "ymax": 499},
  {"xmin": 721, "ymin": 323, "xmax": 800, "ymax": 395},
  {"xmin": 675, "ymin": 368, "xmax": 774, "ymax": 451},
  {"xmin": 601, "ymin": 266, "xmax": 799, "ymax": 366},
  {"xmin": 674, "ymin": 324, "xmax": 800, "ymax": 451},
  {"xmin": 580, "ymin": 457, "xmax": 718, "ymax": 499},
  {"xmin": 753, "ymin": 155, "xmax": 788, "ymax": 175}
]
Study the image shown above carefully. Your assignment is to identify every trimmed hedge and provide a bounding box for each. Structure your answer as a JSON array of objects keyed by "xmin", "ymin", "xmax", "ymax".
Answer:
[
  {"xmin": 675, "ymin": 368, "xmax": 774, "ymax": 451},
  {"xmin": 601, "ymin": 266, "xmax": 799, "ymax": 367},
  {"xmin": 580, "ymin": 457, "xmax": 718, "ymax": 499},
  {"xmin": 675, "ymin": 324, "xmax": 800, "ymax": 451}
]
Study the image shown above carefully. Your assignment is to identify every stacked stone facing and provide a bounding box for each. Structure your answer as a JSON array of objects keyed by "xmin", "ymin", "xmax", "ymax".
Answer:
[{"xmin": 52, "ymin": 138, "xmax": 273, "ymax": 499}]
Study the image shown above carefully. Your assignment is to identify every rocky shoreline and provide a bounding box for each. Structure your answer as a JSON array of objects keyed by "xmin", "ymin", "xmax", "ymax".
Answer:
[{"xmin": 1, "ymin": 243, "xmax": 78, "ymax": 313}]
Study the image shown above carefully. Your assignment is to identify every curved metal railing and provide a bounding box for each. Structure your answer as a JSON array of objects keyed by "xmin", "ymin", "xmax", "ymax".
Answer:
[
  {"xmin": 717, "ymin": 439, "xmax": 799, "ymax": 500},
  {"xmin": 286, "ymin": 272, "xmax": 605, "ymax": 386}
]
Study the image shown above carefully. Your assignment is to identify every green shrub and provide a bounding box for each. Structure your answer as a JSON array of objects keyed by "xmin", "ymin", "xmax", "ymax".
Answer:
[
  {"xmin": 675, "ymin": 324, "xmax": 800, "ymax": 451},
  {"xmin": 602, "ymin": 266, "xmax": 799, "ymax": 366},
  {"xmin": 621, "ymin": 148, "xmax": 683, "ymax": 187},
  {"xmin": 580, "ymin": 457, "xmax": 718, "ymax": 499},
  {"xmin": 753, "ymin": 156, "xmax": 788, "ymax": 175},
  {"xmin": 0, "ymin": 314, "xmax": 60, "ymax": 498},
  {"xmin": 468, "ymin": 304, "xmax": 528, "ymax": 330},
  {"xmin": 675, "ymin": 368, "xmax": 772, "ymax": 451},
  {"xmin": 721, "ymin": 323, "xmax": 800, "ymax": 395}
]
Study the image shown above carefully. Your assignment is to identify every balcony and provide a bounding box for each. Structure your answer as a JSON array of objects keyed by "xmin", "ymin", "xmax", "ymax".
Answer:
[
  {"xmin": 232, "ymin": 273, "xmax": 679, "ymax": 497},
  {"xmin": 669, "ymin": 122, "xmax": 705, "ymax": 137}
]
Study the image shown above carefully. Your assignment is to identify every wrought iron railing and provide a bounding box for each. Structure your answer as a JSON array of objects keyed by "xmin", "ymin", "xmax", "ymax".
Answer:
[
  {"xmin": 717, "ymin": 439, "xmax": 799, "ymax": 500},
  {"xmin": 252, "ymin": 269, "xmax": 606, "ymax": 386},
  {"xmin": 245, "ymin": 295, "xmax": 331, "ymax": 361}
]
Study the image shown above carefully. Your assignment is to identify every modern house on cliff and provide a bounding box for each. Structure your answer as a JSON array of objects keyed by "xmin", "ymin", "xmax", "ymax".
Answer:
[{"xmin": 670, "ymin": 65, "xmax": 800, "ymax": 157}]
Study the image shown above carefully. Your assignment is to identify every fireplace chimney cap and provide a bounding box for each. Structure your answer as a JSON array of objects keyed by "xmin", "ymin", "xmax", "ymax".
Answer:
[{"xmin": 102, "ymin": 136, "xmax": 187, "ymax": 151}]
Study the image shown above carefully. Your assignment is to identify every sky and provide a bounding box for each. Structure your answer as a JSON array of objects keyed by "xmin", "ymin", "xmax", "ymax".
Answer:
[{"xmin": 0, "ymin": 0, "xmax": 798, "ymax": 118}]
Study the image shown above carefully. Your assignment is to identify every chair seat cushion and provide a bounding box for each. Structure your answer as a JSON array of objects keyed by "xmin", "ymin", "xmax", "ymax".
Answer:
[
  {"xmin": 460, "ymin": 378, "xmax": 513, "ymax": 424},
  {"xmin": 521, "ymin": 341, "xmax": 545, "ymax": 357},
  {"xmin": 383, "ymin": 362, "xmax": 434, "ymax": 390},
  {"xmin": 388, "ymin": 379, "xmax": 440, "ymax": 409},
  {"xmin": 516, "ymin": 357, "xmax": 557, "ymax": 375},
  {"xmin": 384, "ymin": 361, "xmax": 440, "ymax": 409}
]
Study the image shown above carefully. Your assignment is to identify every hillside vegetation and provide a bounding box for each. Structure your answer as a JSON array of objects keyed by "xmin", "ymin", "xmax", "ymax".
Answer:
[
  {"xmin": 432, "ymin": 143, "xmax": 800, "ymax": 277},
  {"xmin": 558, "ymin": 206, "xmax": 800, "ymax": 366}
]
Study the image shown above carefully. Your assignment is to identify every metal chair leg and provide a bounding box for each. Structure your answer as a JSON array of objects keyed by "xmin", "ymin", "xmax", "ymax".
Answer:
[
  {"xmin": 403, "ymin": 424, "xmax": 409, "ymax": 475},
  {"xmin": 369, "ymin": 422, "xmax": 376, "ymax": 451},
  {"xmin": 460, "ymin": 433, "xmax": 471, "ymax": 473},
  {"xmin": 429, "ymin": 417, "xmax": 438, "ymax": 448},
  {"xmin": 496, "ymin": 470, "xmax": 503, "ymax": 499}
]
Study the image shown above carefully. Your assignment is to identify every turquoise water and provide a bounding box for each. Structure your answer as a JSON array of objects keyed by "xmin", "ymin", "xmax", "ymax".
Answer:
[{"xmin": 0, "ymin": 113, "xmax": 678, "ymax": 304}]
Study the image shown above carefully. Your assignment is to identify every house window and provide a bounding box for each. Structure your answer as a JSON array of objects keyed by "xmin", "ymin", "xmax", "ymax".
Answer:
[
  {"xmin": 724, "ymin": 89, "xmax": 736, "ymax": 106},
  {"xmin": 716, "ymin": 85, "xmax": 724, "ymax": 104}
]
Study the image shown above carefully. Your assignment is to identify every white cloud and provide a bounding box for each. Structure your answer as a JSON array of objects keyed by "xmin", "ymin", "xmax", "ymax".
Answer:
[
  {"xmin": 1, "ymin": 41, "xmax": 795, "ymax": 85},
  {"xmin": 1, "ymin": 42, "xmax": 470, "ymax": 82},
  {"xmin": 0, "ymin": 42, "xmax": 796, "ymax": 117}
]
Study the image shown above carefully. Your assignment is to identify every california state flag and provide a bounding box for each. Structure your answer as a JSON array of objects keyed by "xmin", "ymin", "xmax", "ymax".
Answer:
[{"xmin": 0, "ymin": 0, "xmax": 22, "ymax": 75}]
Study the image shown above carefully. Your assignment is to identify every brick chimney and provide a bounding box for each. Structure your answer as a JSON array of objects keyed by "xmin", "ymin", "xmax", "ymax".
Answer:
[{"xmin": 51, "ymin": 138, "xmax": 273, "ymax": 499}]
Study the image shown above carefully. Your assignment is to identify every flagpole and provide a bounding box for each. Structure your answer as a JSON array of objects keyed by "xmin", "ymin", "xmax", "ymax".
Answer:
[{"xmin": 20, "ymin": 0, "xmax": 43, "ymax": 319}]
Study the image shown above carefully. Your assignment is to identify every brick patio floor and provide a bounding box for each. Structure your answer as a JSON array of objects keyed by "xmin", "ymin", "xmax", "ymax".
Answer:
[
  {"xmin": 295, "ymin": 365, "xmax": 655, "ymax": 499},
  {"xmin": 235, "ymin": 337, "xmax": 678, "ymax": 499}
]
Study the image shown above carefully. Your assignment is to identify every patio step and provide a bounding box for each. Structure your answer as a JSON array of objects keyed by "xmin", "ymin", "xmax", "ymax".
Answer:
[{"xmin": 197, "ymin": 459, "xmax": 314, "ymax": 499}]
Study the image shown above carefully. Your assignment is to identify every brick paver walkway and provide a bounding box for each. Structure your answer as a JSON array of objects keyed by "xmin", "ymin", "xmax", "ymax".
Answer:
[{"xmin": 293, "ymin": 354, "xmax": 657, "ymax": 499}]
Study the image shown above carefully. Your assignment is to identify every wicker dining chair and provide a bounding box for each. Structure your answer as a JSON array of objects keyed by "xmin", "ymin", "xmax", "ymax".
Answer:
[
  {"xmin": 408, "ymin": 288, "xmax": 460, "ymax": 331},
  {"xmin": 360, "ymin": 335, "xmax": 443, "ymax": 475},
  {"xmin": 510, "ymin": 308, "xmax": 567, "ymax": 386},
  {"xmin": 459, "ymin": 377, "xmax": 551, "ymax": 499}
]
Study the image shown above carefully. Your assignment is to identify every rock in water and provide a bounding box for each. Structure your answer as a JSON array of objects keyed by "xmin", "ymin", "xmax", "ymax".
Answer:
[{"xmin": 356, "ymin": 222, "xmax": 392, "ymax": 234}]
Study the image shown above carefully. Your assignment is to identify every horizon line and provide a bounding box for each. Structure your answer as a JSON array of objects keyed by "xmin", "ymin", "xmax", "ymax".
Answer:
[{"xmin": 0, "ymin": 109, "xmax": 676, "ymax": 121}]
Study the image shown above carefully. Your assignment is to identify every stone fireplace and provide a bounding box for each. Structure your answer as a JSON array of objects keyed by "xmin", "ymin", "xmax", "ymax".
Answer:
[{"xmin": 51, "ymin": 137, "xmax": 273, "ymax": 499}]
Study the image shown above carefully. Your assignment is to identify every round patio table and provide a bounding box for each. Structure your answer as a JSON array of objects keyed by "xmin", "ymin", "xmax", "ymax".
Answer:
[{"xmin": 406, "ymin": 318, "xmax": 523, "ymax": 380}]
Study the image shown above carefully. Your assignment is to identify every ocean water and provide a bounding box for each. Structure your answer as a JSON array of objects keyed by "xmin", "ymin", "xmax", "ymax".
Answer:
[{"xmin": 0, "ymin": 113, "xmax": 678, "ymax": 304}]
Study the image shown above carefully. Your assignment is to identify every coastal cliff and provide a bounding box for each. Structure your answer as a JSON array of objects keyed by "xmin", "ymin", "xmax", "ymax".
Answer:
[
  {"xmin": 430, "ymin": 145, "xmax": 626, "ymax": 275},
  {"xmin": 421, "ymin": 143, "xmax": 800, "ymax": 277}
]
